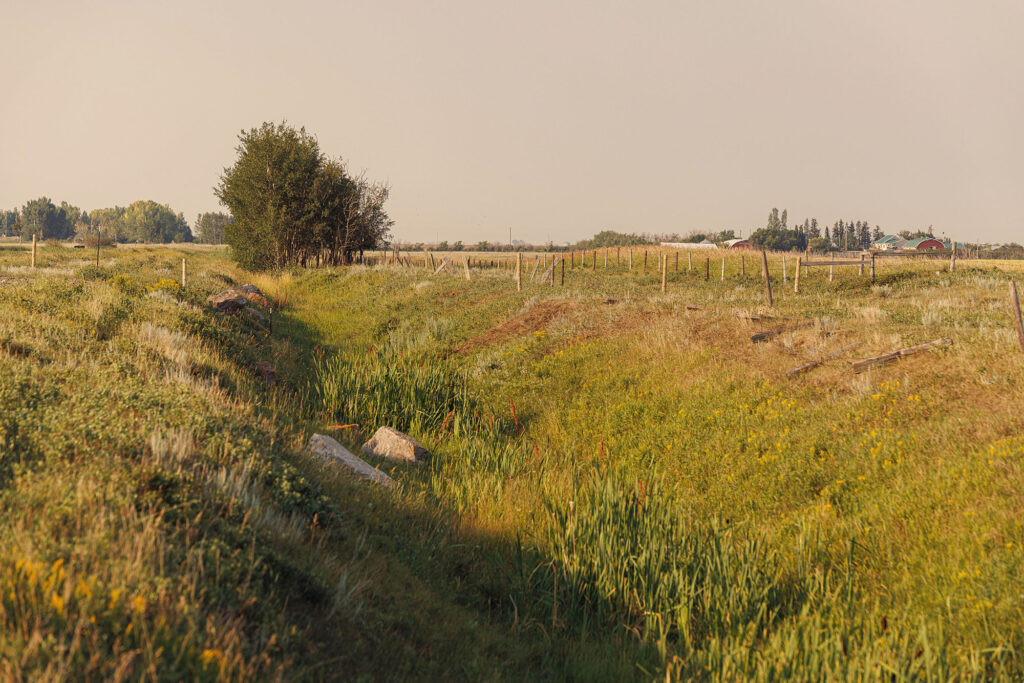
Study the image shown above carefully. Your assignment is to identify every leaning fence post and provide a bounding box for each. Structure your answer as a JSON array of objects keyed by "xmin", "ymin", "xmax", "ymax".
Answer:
[
  {"xmin": 794, "ymin": 256, "xmax": 801, "ymax": 293},
  {"xmin": 761, "ymin": 250, "xmax": 773, "ymax": 307},
  {"xmin": 1010, "ymin": 281, "xmax": 1024, "ymax": 352}
]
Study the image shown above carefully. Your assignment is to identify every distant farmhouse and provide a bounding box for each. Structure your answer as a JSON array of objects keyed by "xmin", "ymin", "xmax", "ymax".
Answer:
[{"xmin": 871, "ymin": 235, "xmax": 947, "ymax": 251}]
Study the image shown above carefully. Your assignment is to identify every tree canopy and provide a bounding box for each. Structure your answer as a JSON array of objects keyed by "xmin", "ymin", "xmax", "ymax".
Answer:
[
  {"xmin": 20, "ymin": 197, "xmax": 75, "ymax": 241},
  {"xmin": 88, "ymin": 201, "xmax": 192, "ymax": 243},
  {"xmin": 195, "ymin": 212, "xmax": 232, "ymax": 244},
  {"xmin": 749, "ymin": 227, "xmax": 807, "ymax": 252},
  {"xmin": 215, "ymin": 122, "xmax": 391, "ymax": 269}
]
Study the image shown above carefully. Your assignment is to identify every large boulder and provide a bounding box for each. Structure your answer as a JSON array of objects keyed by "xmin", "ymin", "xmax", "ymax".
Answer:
[
  {"xmin": 361, "ymin": 426, "xmax": 431, "ymax": 464},
  {"xmin": 208, "ymin": 289, "xmax": 248, "ymax": 313},
  {"xmin": 309, "ymin": 434, "xmax": 394, "ymax": 487},
  {"xmin": 208, "ymin": 285, "xmax": 271, "ymax": 313}
]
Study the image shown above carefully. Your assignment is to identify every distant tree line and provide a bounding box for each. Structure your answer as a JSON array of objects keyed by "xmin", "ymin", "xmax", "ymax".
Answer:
[
  {"xmin": 749, "ymin": 207, "xmax": 925, "ymax": 253},
  {"xmin": 215, "ymin": 122, "xmax": 392, "ymax": 270},
  {"xmin": 0, "ymin": 197, "xmax": 232, "ymax": 244}
]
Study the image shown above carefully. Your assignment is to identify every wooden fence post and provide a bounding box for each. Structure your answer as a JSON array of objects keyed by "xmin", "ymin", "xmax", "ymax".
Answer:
[
  {"xmin": 182, "ymin": 258, "xmax": 187, "ymax": 287},
  {"xmin": 516, "ymin": 253, "xmax": 522, "ymax": 291},
  {"xmin": 871, "ymin": 253, "xmax": 876, "ymax": 283},
  {"xmin": 560, "ymin": 257, "xmax": 565, "ymax": 286},
  {"xmin": 721, "ymin": 257, "xmax": 725, "ymax": 281},
  {"xmin": 463, "ymin": 257, "xmax": 471, "ymax": 280},
  {"xmin": 950, "ymin": 241, "xmax": 957, "ymax": 273},
  {"xmin": 675, "ymin": 252, "xmax": 678, "ymax": 273},
  {"xmin": 829, "ymin": 252, "xmax": 834, "ymax": 282},
  {"xmin": 604, "ymin": 248, "xmax": 608, "ymax": 267},
  {"xmin": 761, "ymin": 250, "xmax": 773, "ymax": 307},
  {"xmin": 782, "ymin": 255, "xmax": 787, "ymax": 283},
  {"xmin": 644, "ymin": 251, "xmax": 647, "ymax": 271},
  {"xmin": 31, "ymin": 234, "xmax": 37, "ymax": 268},
  {"xmin": 661, "ymin": 256, "xmax": 667, "ymax": 293},
  {"xmin": 687, "ymin": 251, "xmax": 692, "ymax": 271},
  {"xmin": 860, "ymin": 253, "xmax": 865, "ymax": 276},
  {"xmin": 629, "ymin": 249, "xmax": 633, "ymax": 270},
  {"xmin": 704, "ymin": 257, "xmax": 709, "ymax": 281},
  {"xmin": 794, "ymin": 256, "xmax": 801, "ymax": 293},
  {"xmin": 593, "ymin": 250, "xmax": 597, "ymax": 271},
  {"xmin": 741, "ymin": 254, "xmax": 745, "ymax": 277},
  {"xmin": 1010, "ymin": 281, "xmax": 1024, "ymax": 352},
  {"xmin": 96, "ymin": 240, "xmax": 100, "ymax": 267}
]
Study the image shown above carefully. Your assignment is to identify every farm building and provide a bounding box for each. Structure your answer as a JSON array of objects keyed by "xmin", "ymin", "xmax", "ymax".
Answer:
[
  {"xmin": 902, "ymin": 237, "xmax": 946, "ymax": 250},
  {"xmin": 661, "ymin": 240, "xmax": 717, "ymax": 250},
  {"xmin": 723, "ymin": 238, "xmax": 750, "ymax": 248},
  {"xmin": 872, "ymin": 234, "xmax": 902, "ymax": 249}
]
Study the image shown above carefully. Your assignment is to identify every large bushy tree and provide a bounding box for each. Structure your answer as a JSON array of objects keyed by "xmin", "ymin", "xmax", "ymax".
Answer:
[
  {"xmin": 749, "ymin": 227, "xmax": 807, "ymax": 252},
  {"xmin": 88, "ymin": 201, "xmax": 191, "ymax": 243},
  {"xmin": 216, "ymin": 122, "xmax": 391, "ymax": 270},
  {"xmin": 20, "ymin": 197, "xmax": 74, "ymax": 241}
]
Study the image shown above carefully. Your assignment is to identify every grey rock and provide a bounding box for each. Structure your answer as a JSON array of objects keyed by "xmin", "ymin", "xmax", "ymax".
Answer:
[
  {"xmin": 309, "ymin": 434, "xmax": 394, "ymax": 487},
  {"xmin": 237, "ymin": 284, "xmax": 265, "ymax": 296},
  {"xmin": 361, "ymin": 426, "xmax": 431, "ymax": 464}
]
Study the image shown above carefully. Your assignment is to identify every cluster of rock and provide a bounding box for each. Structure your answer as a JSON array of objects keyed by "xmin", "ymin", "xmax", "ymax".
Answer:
[
  {"xmin": 207, "ymin": 284, "xmax": 276, "ymax": 381},
  {"xmin": 208, "ymin": 284, "xmax": 271, "ymax": 316},
  {"xmin": 308, "ymin": 426, "xmax": 431, "ymax": 487}
]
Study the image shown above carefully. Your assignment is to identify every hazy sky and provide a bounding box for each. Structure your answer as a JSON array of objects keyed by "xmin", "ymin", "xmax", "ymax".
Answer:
[{"xmin": 3, "ymin": 1, "xmax": 1022, "ymax": 243}]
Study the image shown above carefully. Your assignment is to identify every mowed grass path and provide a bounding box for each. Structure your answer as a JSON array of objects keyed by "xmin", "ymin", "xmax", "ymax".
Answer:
[{"xmin": 2, "ymin": 243, "xmax": 1023, "ymax": 679}]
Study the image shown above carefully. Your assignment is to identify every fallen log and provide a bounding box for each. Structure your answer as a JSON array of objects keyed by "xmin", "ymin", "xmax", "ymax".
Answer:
[
  {"xmin": 787, "ymin": 341, "xmax": 862, "ymax": 377},
  {"xmin": 751, "ymin": 321, "xmax": 815, "ymax": 343},
  {"xmin": 852, "ymin": 338, "xmax": 953, "ymax": 373}
]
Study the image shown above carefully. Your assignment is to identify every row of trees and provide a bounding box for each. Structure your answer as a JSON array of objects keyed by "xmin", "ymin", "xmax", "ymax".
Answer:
[
  {"xmin": 0, "ymin": 197, "xmax": 226, "ymax": 243},
  {"xmin": 751, "ymin": 207, "xmax": 946, "ymax": 253},
  {"xmin": 215, "ymin": 122, "xmax": 392, "ymax": 269},
  {"xmin": 89, "ymin": 201, "xmax": 193, "ymax": 243}
]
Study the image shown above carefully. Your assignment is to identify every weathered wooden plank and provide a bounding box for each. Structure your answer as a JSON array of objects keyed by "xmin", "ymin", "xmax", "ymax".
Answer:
[
  {"xmin": 852, "ymin": 337, "xmax": 953, "ymax": 373},
  {"xmin": 751, "ymin": 320, "xmax": 814, "ymax": 343},
  {"xmin": 787, "ymin": 342, "xmax": 862, "ymax": 377}
]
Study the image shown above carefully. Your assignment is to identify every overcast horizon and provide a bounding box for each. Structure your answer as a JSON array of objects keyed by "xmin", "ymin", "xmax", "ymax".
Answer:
[{"xmin": 3, "ymin": 1, "xmax": 1022, "ymax": 244}]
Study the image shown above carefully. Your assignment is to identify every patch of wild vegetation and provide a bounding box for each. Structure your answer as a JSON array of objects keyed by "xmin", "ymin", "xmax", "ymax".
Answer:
[{"xmin": 4, "ymin": 244, "xmax": 1024, "ymax": 679}]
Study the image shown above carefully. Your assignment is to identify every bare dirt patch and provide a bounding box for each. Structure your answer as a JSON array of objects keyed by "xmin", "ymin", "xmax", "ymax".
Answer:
[{"xmin": 457, "ymin": 300, "xmax": 574, "ymax": 353}]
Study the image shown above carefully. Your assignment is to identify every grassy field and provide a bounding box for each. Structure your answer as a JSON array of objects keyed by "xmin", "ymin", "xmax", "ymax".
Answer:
[{"xmin": 2, "ymin": 242, "xmax": 1023, "ymax": 680}]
